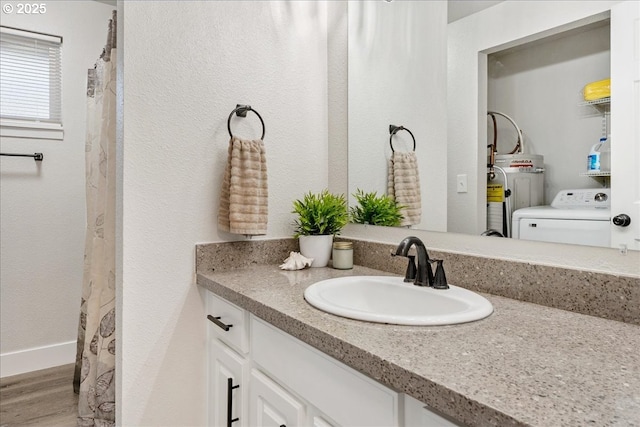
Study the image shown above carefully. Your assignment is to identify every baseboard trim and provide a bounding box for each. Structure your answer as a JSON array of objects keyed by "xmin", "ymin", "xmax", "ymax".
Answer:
[{"xmin": 1, "ymin": 340, "xmax": 77, "ymax": 378}]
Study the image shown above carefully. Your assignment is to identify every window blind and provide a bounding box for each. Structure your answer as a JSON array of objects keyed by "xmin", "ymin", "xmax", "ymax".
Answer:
[{"xmin": 0, "ymin": 26, "xmax": 62, "ymax": 125}]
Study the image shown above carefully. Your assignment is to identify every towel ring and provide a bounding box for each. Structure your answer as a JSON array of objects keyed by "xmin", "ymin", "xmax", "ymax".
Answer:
[
  {"xmin": 227, "ymin": 104, "xmax": 265, "ymax": 140},
  {"xmin": 389, "ymin": 125, "xmax": 415, "ymax": 152}
]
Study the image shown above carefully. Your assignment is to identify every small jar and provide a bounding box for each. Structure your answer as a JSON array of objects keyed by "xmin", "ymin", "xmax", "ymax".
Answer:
[{"xmin": 332, "ymin": 241, "xmax": 353, "ymax": 270}]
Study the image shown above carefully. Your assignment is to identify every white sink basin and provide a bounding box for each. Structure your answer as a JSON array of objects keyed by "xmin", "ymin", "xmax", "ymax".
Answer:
[{"xmin": 304, "ymin": 276, "xmax": 493, "ymax": 326}]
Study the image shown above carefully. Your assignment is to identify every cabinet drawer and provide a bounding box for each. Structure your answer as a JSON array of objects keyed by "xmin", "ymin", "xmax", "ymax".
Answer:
[
  {"xmin": 251, "ymin": 317, "xmax": 399, "ymax": 427},
  {"xmin": 206, "ymin": 292, "xmax": 249, "ymax": 354}
]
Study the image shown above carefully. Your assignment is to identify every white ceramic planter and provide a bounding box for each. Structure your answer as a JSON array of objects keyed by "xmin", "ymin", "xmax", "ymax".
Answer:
[{"xmin": 298, "ymin": 235, "xmax": 333, "ymax": 267}]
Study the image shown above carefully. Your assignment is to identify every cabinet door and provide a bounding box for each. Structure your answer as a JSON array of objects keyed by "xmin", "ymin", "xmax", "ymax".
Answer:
[
  {"xmin": 249, "ymin": 369, "xmax": 306, "ymax": 427},
  {"xmin": 610, "ymin": 0, "xmax": 640, "ymax": 251},
  {"xmin": 209, "ymin": 338, "xmax": 247, "ymax": 427}
]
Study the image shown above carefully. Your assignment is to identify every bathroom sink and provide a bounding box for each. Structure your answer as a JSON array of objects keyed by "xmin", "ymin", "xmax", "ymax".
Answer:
[{"xmin": 304, "ymin": 276, "xmax": 493, "ymax": 326}]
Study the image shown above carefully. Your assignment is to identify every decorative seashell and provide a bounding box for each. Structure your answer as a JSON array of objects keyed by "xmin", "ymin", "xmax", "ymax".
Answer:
[{"xmin": 279, "ymin": 251, "xmax": 314, "ymax": 271}]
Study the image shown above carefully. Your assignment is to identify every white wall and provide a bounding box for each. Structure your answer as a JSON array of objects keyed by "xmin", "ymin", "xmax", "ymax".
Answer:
[
  {"xmin": 348, "ymin": 1, "xmax": 448, "ymax": 231},
  {"xmin": 120, "ymin": 2, "xmax": 329, "ymax": 425},
  {"xmin": 0, "ymin": 0, "xmax": 115, "ymax": 377},
  {"xmin": 488, "ymin": 23, "xmax": 610, "ymax": 203},
  {"xmin": 447, "ymin": 0, "xmax": 622, "ymax": 235}
]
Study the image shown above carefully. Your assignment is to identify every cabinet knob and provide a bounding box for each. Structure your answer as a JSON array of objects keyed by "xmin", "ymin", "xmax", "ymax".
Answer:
[{"xmin": 612, "ymin": 214, "xmax": 631, "ymax": 227}]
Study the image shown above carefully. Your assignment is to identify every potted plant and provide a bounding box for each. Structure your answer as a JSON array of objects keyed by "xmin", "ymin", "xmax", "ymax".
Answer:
[
  {"xmin": 350, "ymin": 189, "xmax": 404, "ymax": 227},
  {"xmin": 292, "ymin": 190, "xmax": 348, "ymax": 267}
]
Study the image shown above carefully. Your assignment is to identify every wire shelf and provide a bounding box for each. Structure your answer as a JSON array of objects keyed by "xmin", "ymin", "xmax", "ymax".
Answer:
[
  {"xmin": 580, "ymin": 170, "xmax": 611, "ymax": 177},
  {"xmin": 579, "ymin": 97, "xmax": 610, "ymax": 107}
]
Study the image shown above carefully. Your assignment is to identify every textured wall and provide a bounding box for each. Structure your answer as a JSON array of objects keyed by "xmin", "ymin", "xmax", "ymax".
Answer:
[
  {"xmin": 120, "ymin": 2, "xmax": 329, "ymax": 425},
  {"xmin": 0, "ymin": 1, "xmax": 115, "ymax": 370}
]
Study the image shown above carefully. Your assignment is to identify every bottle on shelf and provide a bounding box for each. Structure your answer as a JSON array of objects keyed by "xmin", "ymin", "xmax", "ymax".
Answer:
[{"xmin": 587, "ymin": 138, "xmax": 605, "ymax": 172}]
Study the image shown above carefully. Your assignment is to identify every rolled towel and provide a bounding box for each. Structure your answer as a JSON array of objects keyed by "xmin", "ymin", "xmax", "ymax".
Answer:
[
  {"xmin": 218, "ymin": 137, "xmax": 268, "ymax": 235},
  {"xmin": 387, "ymin": 151, "xmax": 422, "ymax": 226}
]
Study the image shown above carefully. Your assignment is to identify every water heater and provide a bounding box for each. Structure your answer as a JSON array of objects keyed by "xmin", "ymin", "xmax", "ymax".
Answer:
[{"xmin": 487, "ymin": 153, "xmax": 545, "ymax": 236}]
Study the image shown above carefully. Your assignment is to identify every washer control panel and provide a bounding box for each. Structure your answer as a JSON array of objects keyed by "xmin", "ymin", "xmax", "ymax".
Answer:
[{"xmin": 551, "ymin": 188, "xmax": 611, "ymax": 209}]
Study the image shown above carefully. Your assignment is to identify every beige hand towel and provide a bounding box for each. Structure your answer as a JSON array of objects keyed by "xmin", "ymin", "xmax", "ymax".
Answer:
[
  {"xmin": 387, "ymin": 151, "xmax": 422, "ymax": 226},
  {"xmin": 218, "ymin": 137, "xmax": 268, "ymax": 235}
]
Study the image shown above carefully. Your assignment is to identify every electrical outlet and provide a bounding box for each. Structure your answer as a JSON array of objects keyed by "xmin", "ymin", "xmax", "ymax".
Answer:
[{"xmin": 456, "ymin": 174, "xmax": 468, "ymax": 193}]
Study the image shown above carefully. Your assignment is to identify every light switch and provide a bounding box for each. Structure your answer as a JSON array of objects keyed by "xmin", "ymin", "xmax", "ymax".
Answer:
[{"xmin": 457, "ymin": 174, "xmax": 468, "ymax": 193}]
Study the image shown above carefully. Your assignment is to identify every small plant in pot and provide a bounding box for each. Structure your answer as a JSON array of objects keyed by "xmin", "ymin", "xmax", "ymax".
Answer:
[
  {"xmin": 350, "ymin": 189, "xmax": 404, "ymax": 227},
  {"xmin": 292, "ymin": 190, "xmax": 348, "ymax": 267}
]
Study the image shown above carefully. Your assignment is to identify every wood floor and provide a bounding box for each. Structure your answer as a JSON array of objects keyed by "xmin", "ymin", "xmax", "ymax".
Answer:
[{"xmin": 0, "ymin": 364, "xmax": 77, "ymax": 427}]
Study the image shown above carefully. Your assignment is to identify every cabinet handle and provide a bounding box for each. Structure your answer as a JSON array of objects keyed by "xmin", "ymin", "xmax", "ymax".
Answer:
[
  {"xmin": 227, "ymin": 377, "xmax": 240, "ymax": 427},
  {"xmin": 207, "ymin": 314, "xmax": 233, "ymax": 331}
]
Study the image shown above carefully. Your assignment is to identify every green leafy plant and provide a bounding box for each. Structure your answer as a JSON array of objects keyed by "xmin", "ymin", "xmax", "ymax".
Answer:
[
  {"xmin": 350, "ymin": 189, "xmax": 404, "ymax": 227},
  {"xmin": 292, "ymin": 190, "xmax": 348, "ymax": 236}
]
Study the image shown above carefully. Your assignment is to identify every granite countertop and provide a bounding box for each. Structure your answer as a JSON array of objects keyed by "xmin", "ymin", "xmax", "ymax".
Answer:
[{"xmin": 197, "ymin": 264, "xmax": 640, "ymax": 427}]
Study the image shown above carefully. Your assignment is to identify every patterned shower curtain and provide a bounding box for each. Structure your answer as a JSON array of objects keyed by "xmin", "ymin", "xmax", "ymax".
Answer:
[{"xmin": 74, "ymin": 10, "xmax": 117, "ymax": 427}]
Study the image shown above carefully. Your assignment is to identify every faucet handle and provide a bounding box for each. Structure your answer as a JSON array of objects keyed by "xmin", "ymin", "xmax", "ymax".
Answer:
[
  {"xmin": 403, "ymin": 255, "xmax": 417, "ymax": 282},
  {"xmin": 432, "ymin": 259, "xmax": 449, "ymax": 289}
]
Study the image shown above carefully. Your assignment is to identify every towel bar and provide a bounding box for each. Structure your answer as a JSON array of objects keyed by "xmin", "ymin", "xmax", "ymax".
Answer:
[
  {"xmin": 389, "ymin": 125, "xmax": 415, "ymax": 152},
  {"xmin": 0, "ymin": 152, "xmax": 44, "ymax": 161},
  {"xmin": 227, "ymin": 104, "xmax": 265, "ymax": 140}
]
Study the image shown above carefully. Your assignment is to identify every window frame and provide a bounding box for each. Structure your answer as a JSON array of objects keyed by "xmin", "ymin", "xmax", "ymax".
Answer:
[{"xmin": 0, "ymin": 25, "xmax": 64, "ymax": 140}]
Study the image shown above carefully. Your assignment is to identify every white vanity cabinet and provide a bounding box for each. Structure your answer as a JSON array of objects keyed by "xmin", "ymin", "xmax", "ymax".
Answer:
[{"xmin": 205, "ymin": 291, "xmax": 460, "ymax": 427}]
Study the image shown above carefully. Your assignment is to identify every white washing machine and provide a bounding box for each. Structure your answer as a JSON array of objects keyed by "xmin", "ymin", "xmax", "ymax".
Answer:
[{"xmin": 512, "ymin": 188, "xmax": 611, "ymax": 247}]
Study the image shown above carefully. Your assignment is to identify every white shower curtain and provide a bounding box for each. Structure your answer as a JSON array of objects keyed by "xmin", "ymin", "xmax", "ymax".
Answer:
[{"xmin": 74, "ymin": 11, "xmax": 117, "ymax": 427}]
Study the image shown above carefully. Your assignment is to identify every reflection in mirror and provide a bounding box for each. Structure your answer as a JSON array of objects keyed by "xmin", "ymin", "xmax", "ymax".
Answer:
[
  {"xmin": 348, "ymin": 1, "xmax": 447, "ymax": 232},
  {"xmin": 349, "ymin": 0, "xmax": 638, "ymax": 251}
]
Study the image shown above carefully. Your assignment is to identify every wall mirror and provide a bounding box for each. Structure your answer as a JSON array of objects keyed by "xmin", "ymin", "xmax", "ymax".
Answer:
[{"xmin": 348, "ymin": 0, "xmax": 639, "ymax": 252}]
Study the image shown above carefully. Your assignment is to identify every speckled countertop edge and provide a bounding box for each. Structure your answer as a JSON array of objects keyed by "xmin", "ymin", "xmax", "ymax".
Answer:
[{"xmin": 197, "ymin": 264, "xmax": 640, "ymax": 427}]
